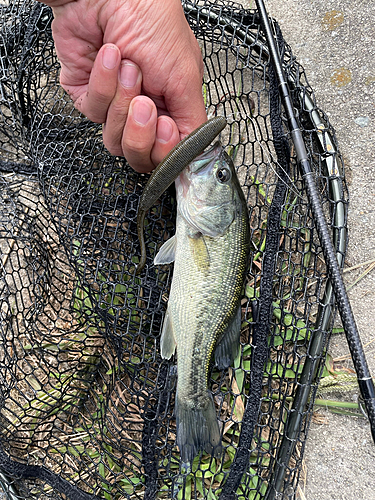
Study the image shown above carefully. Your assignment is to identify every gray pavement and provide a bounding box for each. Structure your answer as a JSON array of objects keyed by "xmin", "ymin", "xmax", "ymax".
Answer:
[{"xmin": 259, "ymin": 0, "xmax": 375, "ymax": 498}]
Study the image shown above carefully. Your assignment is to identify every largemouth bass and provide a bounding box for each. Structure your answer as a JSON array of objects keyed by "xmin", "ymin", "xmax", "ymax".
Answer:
[{"xmin": 154, "ymin": 143, "xmax": 250, "ymax": 463}]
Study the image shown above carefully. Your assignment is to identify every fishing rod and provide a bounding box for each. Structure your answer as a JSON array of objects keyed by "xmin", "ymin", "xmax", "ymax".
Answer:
[
  {"xmin": 252, "ymin": 0, "xmax": 375, "ymax": 497},
  {"xmin": 184, "ymin": 1, "xmax": 372, "ymax": 496}
]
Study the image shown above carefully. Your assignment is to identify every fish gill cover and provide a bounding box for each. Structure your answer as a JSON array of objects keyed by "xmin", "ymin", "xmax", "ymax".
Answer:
[{"xmin": 0, "ymin": 0, "xmax": 348, "ymax": 499}]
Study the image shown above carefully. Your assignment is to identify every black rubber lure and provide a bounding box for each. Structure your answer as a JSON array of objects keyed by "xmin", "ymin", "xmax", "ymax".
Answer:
[{"xmin": 136, "ymin": 116, "xmax": 227, "ymax": 274}]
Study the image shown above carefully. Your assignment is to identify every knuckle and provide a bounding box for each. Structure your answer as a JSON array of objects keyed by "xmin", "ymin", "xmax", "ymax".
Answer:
[
  {"xmin": 77, "ymin": 93, "xmax": 108, "ymax": 123},
  {"xmin": 102, "ymin": 129, "xmax": 123, "ymax": 156},
  {"xmin": 109, "ymin": 98, "xmax": 131, "ymax": 118},
  {"xmin": 91, "ymin": 89, "xmax": 113, "ymax": 107},
  {"xmin": 123, "ymin": 137, "xmax": 150, "ymax": 156},
  {"xmin": 122, "ymin": 139, "xmax": 153, "ymax": 172},
  {"xmin": 103, "ymin": 138, "xmax": 123, "ymax": 157}
]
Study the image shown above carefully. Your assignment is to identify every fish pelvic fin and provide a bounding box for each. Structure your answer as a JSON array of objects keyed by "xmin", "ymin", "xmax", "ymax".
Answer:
[
  {"xmin": 160, "ymin": 307, "xmax": 176, "ymax": 359},
  {"xmin": 176, "ymin": 391, "xmax": 222, "ymax": 464}
]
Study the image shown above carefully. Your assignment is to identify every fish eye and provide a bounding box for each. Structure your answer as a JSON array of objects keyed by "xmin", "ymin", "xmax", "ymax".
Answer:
[{"xmin": 216, "ymin": 167, "xmax": 231, "ymax": 183}]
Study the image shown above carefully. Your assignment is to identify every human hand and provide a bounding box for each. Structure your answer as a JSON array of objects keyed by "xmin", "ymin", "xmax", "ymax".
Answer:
[{"xmin": 39, "ymin": 0, "xmax": 207, "ymax": 172}]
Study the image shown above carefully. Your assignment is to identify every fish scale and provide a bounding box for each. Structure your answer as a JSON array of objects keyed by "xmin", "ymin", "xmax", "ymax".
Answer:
[{"xmin": 172, "ymin": 219, "xmax": 246, "ymax": 398}]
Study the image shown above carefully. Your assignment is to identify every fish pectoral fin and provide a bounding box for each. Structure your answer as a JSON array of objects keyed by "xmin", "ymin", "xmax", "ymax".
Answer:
[
  {"xmin": 189, "ymin": 234, "xmax": 210, "ymax": 272},
  {"xmin": 214, "ymin": 306, "xmax": 241, "ymax": 370},
  {"xmin": 160, "ymin": 308, "xmax": 177, "ymax": 359},
  {"xmin": 154, "ymin": 235, "xmax": 177, "ymax": 265}
]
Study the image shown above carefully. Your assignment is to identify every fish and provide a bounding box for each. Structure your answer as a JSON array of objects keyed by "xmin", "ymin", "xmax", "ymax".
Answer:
[
  {"xmin": 136, "ymin": 116, "xmax": 227, "ymax": 274},
  {"xmin": 154, "ymin": 142, "xmax": 250, "ymax": 464}
]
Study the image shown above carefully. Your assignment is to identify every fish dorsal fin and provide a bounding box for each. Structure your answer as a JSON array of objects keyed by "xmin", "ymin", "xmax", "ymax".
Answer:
[
  {"xmin": 160, "ymin": 307, "xmax": 177, "ymax": 359},
  {"xmin": 154, "ymin": 235, "xmax": 177, "ymax": 265},
  {"xmin": 214, "ymin": 306, "xmax": 241, "ymax": 370},
  {"xmin": 189, "ymin": 234, "xmax": 210, "ymax": 272}
]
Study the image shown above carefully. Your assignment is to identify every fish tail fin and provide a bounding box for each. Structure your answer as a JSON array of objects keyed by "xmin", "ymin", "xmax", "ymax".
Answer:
[{"xmin": 176, "ymin": 391, "xmax": 222, "ymax": 464}]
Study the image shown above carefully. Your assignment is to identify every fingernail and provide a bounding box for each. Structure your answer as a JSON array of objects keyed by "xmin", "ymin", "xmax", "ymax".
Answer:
[
  {"xmin": 103, "ymin": 46, "xmax": 118, "ymax": 70},
  {"xmin": 157, "ymin": 119, "xmax": 173, "ymax": 143},
  {"xmin": 120, "ymin": 62, "xmax": 139, "ymax": 88},
  {"xmin": 133, "ymin": 100, "xmax": 153, "ymax": 125}
]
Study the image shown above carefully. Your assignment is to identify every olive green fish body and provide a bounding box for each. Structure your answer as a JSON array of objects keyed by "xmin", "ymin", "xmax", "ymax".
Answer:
[{"xmin": 155, "ymin": 144, "xmax": 250, "ymax": 463}]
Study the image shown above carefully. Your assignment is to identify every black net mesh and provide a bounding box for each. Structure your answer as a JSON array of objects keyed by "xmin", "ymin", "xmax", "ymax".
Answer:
[{"xmin": 0, "ymin": 1, "xmax": 348, "ymax": 499}]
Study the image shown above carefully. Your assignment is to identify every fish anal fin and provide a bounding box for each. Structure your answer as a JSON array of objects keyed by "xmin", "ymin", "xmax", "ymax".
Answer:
[
  {"xmin": 189, "ymin": 234, "xmax": 210, "ymax": 272},
  {"xmin": 214, "ymin": 306, "xmax": 241, "ymax": 370},
  {"xmin": 160, "ymin": 308, "xmax": 176, "ymax": 359},
  {"xmin": 154, "ymin": 235, "xmax": 177, "ymax": 265}
]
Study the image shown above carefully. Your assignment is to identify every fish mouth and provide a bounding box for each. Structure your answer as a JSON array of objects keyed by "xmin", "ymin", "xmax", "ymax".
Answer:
[
  {"xmin": 188, "ymin": 142, "xmax": 223, "ymax": 174},
  {"xmin": 177, "ymin": 142, "xmax": 224, "ymax": 197}
]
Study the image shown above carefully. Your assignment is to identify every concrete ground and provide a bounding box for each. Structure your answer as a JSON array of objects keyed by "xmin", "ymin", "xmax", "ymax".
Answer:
[{"xmin": 251, "ymin": 0, "xmax": 375, "ymax": 498}]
